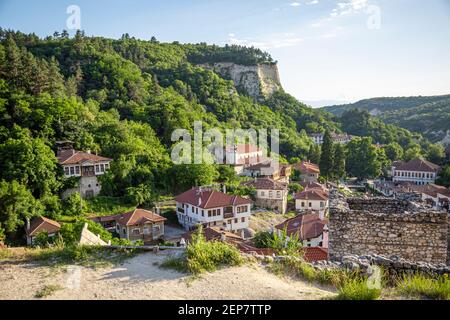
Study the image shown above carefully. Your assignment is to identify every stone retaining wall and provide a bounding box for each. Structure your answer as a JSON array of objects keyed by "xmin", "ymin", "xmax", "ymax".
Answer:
[{"xmin": 328, "ymin": 192, "xmax": 448, "ymax": 264}]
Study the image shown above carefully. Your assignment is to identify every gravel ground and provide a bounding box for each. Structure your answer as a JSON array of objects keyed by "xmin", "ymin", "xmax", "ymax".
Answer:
[{"xmin": 0, "ymin": 252, "xmax": 335, "ymax": 300}]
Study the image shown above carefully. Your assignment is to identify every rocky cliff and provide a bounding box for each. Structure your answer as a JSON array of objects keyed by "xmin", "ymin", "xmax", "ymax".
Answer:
[{"xmin": 198, "ymin": 62, "xmax": 282, "ymax": 100}]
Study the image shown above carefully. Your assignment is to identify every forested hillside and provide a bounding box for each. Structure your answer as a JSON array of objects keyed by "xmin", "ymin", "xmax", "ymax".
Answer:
[
  {"xmin": 0, "ymin": 29, "xmax": 445, "ymax": 241},
  {"xmin": 323, "ymin": 95, "xmax": 450, "ymax": 143}
]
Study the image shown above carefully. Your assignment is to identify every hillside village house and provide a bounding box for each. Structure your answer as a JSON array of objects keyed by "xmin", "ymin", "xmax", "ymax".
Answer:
[
  {"xmin": 25, "ymin": 217, "xmax": 61, "ymax": 246},
  {"xmin": 242, "ymin": 178, "xmax": 289, "ymax": 214},
  {"xmin": 91, "ymin": 209, "xmax": 166, "ymax": 243},
  {"xmin": 225, "ymin": 144, "xmax": 266, "ymax": 175},
  {"xmin": 57, "ymin": 141, "xmax": 112, "ymax": 199},
  {"xmin": 295, "ymin": 187, "xmax": 329, "ymax": 216},
  {"xmin": 175, "ymin": 187, "xmax": 252, "ymax": 233},
  {"xmin": 275, "ymin": 213, "xmax": 329, "ymax": 248},
  {"xmin": 243, "ymin": 161, "xmax": 292, "ymax": 183},
  {"xmin": 392, "ymin": 158, "xmax": 440, "ymax": 185},
  {"xmin": 293, "ymin": 161, "xmax": 320, "ymax": 183}
]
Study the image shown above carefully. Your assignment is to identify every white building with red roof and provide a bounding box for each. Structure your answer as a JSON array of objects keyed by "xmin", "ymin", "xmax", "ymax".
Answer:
[
  {"xmin": 175, "ymin": 187, "xmax": 253, "ymax": 233},
  {"xmin": 293, "ymin": 161, "xmax": 320, "ymax": 183},
  {"xmin": 56, "ymin": 141, "xmax": 112, "ymax": 199},
  {"xmin": 294, "ymin": 187, "xmax": 329, "ymax": 216},
  {"xmin": 392, "ymin": 158, "xmax": 441, "ymax": 186},
  {"xmin": 242, "ymin": 178, "xmax": 288, "ymax": 214}
]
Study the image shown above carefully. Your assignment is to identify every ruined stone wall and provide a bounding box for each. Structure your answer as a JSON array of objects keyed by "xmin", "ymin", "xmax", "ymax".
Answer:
[{"xmin": 328, "ymin": 195, "xmax": 448, "ymax": 264}]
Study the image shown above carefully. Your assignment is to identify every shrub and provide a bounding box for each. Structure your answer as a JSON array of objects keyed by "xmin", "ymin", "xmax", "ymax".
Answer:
[
  {"xmin": 33, "ymin": 231, "xmax": 52, "ymax": 248},
  {"xmin": 161, "ymin": 226, "xmax": 243, "ymax": 275},
  {"xmin": 396, "ymin": 273, "xmax": 450, "ymax": 300},
  {"xmin": 63, "ymin": 193, "xmax": 87, "ymax": 217},
  {"xmin": 336, "ymin": 278, "xmax": 382, "ymax": 300},
  {"xmin": 35, "ymin": 284, "xmax": 63, "ymax": 298},
  {"xmin": 59, "ymin": 218, "xmax": 113, "ymax": 246},
  {"xmin": 253, "ymin": 230, "xmax": 302, "ymax": 257}
]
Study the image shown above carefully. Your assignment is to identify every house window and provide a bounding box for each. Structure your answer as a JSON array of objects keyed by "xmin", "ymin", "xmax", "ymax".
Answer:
[
  {"xmin": 70, "ymin": 167, "xmax": 75, "ymax": 175},
  {"xmin": 105, "ymin": 163, "xmax": 109, "ymax": 170},
  {"xmin": 75, "ymin": 166, "xmax": 80, "ymax": 175},
  {"xmin": 152, "ymin": 225, "xmax": 160, "ymax": 234},
  {"xmin": 269, "ymin": 191, "xmax": 273, "ymax": 198},
  {"xmin": 320, "ymin": 202, "xmax": 324, "ymax": 208},
  {"xmin": 201, "ymin": 210, "xmax": 204, "ymax": 217},
  {"xmin": 95, "ymin": 165, "xmax": 100, "ymax": 173},
  {"xmin": 276, "ymin": 191, "xmax": 281, "ymax": 198},
  {"xmin": 132, "ymin": 228, "xmax": 140, "ymax": 235},
  {"xmin": 64, "ymin": 167, "xmax": 70, "ymax": 175},
  {"xmin": 241, "ymin": 217, "xmax": 245, "ymax": 223},
  {"xmin": 100, "ymin": 164, "xmax": 105, "ymax": 172},
  {"xmin": 309, "ymin": 202, "xmax": 312, "ymax": 208},
  {"xmin": 237, "ymin": 206, "xmax": 247, "ymax": 214},
  {"xmin": 301, "ymin": 202, "xmax": 305, "ymax": 207},
  {"xmin": 261, "ymin": 191, "xmax": 265, "ymax": 197},
  {"xmin": 234, "ymin": 218, "xmax": 238, "ymax": 224},
  {"xmin": 208, "ymin": 211, "xmax": 212, "ymax": 217}
]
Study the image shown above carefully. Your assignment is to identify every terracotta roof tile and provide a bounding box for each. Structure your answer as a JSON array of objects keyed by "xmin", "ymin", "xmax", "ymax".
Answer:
[
  {"xmin": 242, "ymin": 178, "xmax": 288, "ymax": 190},
  {"xmin": 303, "ymin": 247, "xmax": 328, "ymax": 262},
  {"xmin": 26, "ymin": 217, "xmax": 61, "ymax": 237},
  {"xmin": 275, "ymin": 213, "xmax": 328, "ymax": 240},
  {"xmin": 116, "ymin": 209, "xmax": 166, "ymax": 226},
  {"xmin": 395, "ymin": 158, "xmax": 440, "ymax": 173},
  {"xmin": 175, "ymin": 188, "xmax": 252, "ymax": 209},
  {"xmin": 58, "ymin": 149, "xmax": 112, "ymax": 165},
  {"xmin": 295, "ymin": 189, "xmax": 329, "ymax": 201}
]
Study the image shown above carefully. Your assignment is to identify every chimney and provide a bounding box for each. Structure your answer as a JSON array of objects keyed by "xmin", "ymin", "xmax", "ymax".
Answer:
[{"xmin": 223, "ymin": 184, "xmax": 227, "ymax": 194}]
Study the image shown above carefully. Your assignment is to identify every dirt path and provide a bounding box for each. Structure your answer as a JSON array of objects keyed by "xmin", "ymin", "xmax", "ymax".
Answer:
[{"xmin": 0, "ymin": 252, "xmax": 335, "ymax": 300}]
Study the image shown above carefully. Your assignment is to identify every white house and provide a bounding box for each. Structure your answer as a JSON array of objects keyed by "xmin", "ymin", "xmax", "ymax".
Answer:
[
  {"xmin": 242, "ymin": 178, "xmax": 288, "ymax": 214},
  {"xmin": 175, "ymin": 187, "xmax": 253, "ymax": 233},
  {"xmin": 392, "ymin": 158, "xmax": 440, "ymax": 186},
  {"xmin": 294, "ymin": 188, "xmax": 329, "ymax": 216},
  {"xmin": 57, "ymin": 142, "xmax": 112, "ymax": 199},
  {"xmin": 309, "ymin": 133, "xmax": 353, "ymax": 145}
]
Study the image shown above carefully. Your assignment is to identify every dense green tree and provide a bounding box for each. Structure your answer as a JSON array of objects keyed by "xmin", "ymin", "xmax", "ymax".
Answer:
[
  {"xmin": 384, "ymin": 142, "xmax": 404, "ymax": 161},
  {"xmin": 425, "ymin": 144, "xmax": 445, "ymax": 164},
  {"xmin": 346, "ymin": 137, "xmax": 382, "ymax": 180},
  {"xmin": 404, "ymin": 145, "xmax": 422, "ymax": 161},
  {"xmin": 168, "ymin": 164, "xmax": 219, "ymax": 193},
  {"xmin": 63, "ymin": 193, "xmax": 87, "ymax": 217},
  {"xmin": 436, "ymin": 165, "xmax": 450, "ymax": 187},
  {"xmin": 307, "ymin": 144, "xmax": 321, "ymax": 164},
  {"xmin": 0, "ymin": 180, "xmax": 43, "ymax": 234},
  {"xmin": 333, "ymin": 144, "xmax": 346, "ymax": 180},
  {"xmin": 319, "ymin": 130, "xmax": 335, "ymax": 180}
]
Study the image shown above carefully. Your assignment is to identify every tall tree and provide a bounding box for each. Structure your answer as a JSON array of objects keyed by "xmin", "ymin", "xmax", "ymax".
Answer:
[
  {"xmin": 346, "ymin": 137, "xmax": 382, "ymax": 180},
  {"xmin": 333, "ymin": 143, "xmax": 346, "ymax": 181},
  {"xmin": 308, "ymin": 143, "xmax": 321, "ymax": 164},
  {"xmin": 319, "ymin": 130, "xmax": 335, "ymax": 180}
]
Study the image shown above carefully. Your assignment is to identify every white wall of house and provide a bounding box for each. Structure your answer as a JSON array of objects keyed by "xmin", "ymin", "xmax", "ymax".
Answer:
[
  {"xmin": 226, "ymin": 149, "xmax": 263, "ymax": 165},
  {"xmin": 392, "ymin": 170, "xmax": 437, "ymax": 185},
  {"xmin": 176, "ymin": 202, "xmax": 251, "ymax": 232},
  {"xmin": 295, "ymin": 199, "xmax": 328, "ymax": 215}
]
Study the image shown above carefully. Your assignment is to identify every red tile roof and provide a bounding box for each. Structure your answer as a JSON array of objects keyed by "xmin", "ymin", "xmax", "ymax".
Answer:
[
  {"xmin": 395, "ymin": 158, "xmax": 440, "ymax": 173},
  {"xmin": 294, "ymin": 161, "xmax": 320, "ymax": 174},
  {"xmin": 58, "ymin": 149, "xmax": 112, "ymax": 165},
  {"xmin": 116, "ymin": 209, "xmax": 166, "ymax": 226},
  {"xmin": 275, "ymin": 213, "xmax": 328, "ymax": 240},
  {"xmin": 295, "ymin": 189, "xmax": 329, "ymax": 201},
  {"xmin": 175, "ymin": 187, "xmax": 252, "ymax": 209},
  {"xmin": 303, "ymin": 247, "xmax": 328, "ymax": 263},
  {"xmin": 300, "ymin": 181, "xmax": 327, "ymax": 191},
  {"xmin": 242, "ymin": 178, "xmax": 288, "ymax": 190},
  {"xmin": 26, "ymin": 217, "xmax": 61, "ymax": 237}
]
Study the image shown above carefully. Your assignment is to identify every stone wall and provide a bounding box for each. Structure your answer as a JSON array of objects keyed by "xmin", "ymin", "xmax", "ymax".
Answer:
[{"xmin": 328, "ymin": 192, "xmax": 448, "ymax": 264}]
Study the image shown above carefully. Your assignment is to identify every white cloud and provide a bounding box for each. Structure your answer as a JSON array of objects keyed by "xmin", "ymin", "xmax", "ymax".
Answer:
[
  {"xmin": 290, "ymin": 2, "xmax": 301, "ymax": 7},
  {"xmin": 306, "ymin": 0, "xmax": 319, "ymax": 5},
  {"xmin": 330, "ymin": 0, "xmax": 369, "ymax": 17}
]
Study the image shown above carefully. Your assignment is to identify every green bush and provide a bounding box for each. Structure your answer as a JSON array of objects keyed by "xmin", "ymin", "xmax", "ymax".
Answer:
[
  {"xmin": 63, "ymin": 193, "xmax": 87, "ymax": 217},
  {"xmin": 33, "ymin": 231, "xmax": 52, "ymax": 248},
  {"xmin": 396, "ymin": 273, "xmax": 450, "ymax": 300},
  {"xmin": 336, "ymin": 278, "xmax": 382, "ymax": 300},
  {"xmin": 35, "ymin": 284, "xmax": 63, "ymax": 298},
  {"xmin": 253, "ymin": 230, "xmax": 302, "ymax": 256},
  {"xmin": 59, "ymin": 218, "xmax": 113, "ymax": 246},
  {"xmin": 161, "ymin": 226, "xmax": 243, "ymax": 275}
]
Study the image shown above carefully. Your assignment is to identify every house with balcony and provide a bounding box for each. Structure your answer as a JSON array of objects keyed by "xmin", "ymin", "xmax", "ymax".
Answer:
[
  {"xmin": 243, "ymin": 161, "xmax": 292, "ymax": 183},
  {"xmin": 56, "ymin": 141, "xmax": 112, "ymax": 199},
  {"xmin": 225, "ymin": 144, "xmax": 267, "ymax": 175},
  {"xmin": 175, "ymin": 187, "xmax": 252, "ymax": 233},
  {"xmin": 392, "ymin": 158, "xmax": 440, "ymax": 186},
  {"xmin": 293, "ymin": 161, "xmax": 320, "ymax": 183}
]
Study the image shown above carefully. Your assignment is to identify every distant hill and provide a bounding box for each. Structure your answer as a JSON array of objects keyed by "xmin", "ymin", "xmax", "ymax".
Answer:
[{"xmin": 322, "ymin": 95, "xmax": 450, "ymax": 143}]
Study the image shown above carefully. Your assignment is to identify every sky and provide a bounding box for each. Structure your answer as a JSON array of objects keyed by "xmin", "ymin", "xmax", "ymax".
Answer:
[{"xmin": 1, "ymin": 0, "xmax": 450, "ymax": 106}]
